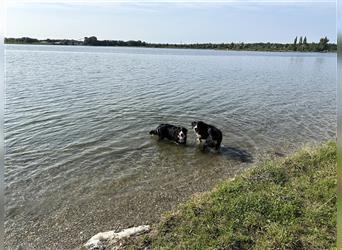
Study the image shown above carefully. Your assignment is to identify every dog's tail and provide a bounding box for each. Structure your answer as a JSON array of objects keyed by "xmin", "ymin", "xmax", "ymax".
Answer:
[{"xmin": 149, "ymin": 129, "xmax": 158, "ymax": 135}]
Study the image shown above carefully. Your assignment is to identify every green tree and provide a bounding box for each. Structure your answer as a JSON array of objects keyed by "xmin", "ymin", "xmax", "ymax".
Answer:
[
  {"xmin": 84, "ymin": 36, "xmax": 98, "ymax": 46},
  {"xmin": 318, "ymin": 37, "xmax": 329, "ymax": 51},
  {"xmin": 293, "ymin": 36, "xmax": 298, "ymax": 51}
]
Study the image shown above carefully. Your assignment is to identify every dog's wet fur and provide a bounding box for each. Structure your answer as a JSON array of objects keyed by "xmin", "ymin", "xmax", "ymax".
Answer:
[
  {"xmin": 150, "ymin": 124, "xmax": 188, "ymax": 145},
  {"xmin": 191, "ymin": 121, "xmax": 222, "ymax": 151}
]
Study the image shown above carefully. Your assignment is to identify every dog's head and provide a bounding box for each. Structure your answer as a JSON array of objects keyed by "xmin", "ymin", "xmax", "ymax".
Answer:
[
  {"xmin": 177, "ymin": 127, "xmax": 188, "ymax": 144},
  {"xmin": 191, "ymin": 121, "xmax": 204, "ymax": 134}
]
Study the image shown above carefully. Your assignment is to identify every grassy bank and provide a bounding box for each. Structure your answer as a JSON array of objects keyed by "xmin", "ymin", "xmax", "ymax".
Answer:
[{"xmin": 121, "ymin": 142, "xmax": 336, "ymax": 249}]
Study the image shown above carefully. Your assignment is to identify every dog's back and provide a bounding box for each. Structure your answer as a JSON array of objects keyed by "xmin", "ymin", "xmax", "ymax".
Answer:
[{"xmin": 149, "ymin": 124, "xmax": 171, "ymax": 136}]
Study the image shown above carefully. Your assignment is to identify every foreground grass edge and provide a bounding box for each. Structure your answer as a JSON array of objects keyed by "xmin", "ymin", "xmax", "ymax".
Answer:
[{"xmin": 117, "ymin": 141, "xmax": 336, "ymax": 249}]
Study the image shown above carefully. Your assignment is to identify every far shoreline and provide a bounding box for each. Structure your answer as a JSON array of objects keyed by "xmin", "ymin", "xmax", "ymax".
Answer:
[
  {"xmin": 4, "ymin": 36, "xmax": 337, "ymax": 53},
  {"xmin": 4, "ymin": 42, "xmax": 337, "ymax": 54}
]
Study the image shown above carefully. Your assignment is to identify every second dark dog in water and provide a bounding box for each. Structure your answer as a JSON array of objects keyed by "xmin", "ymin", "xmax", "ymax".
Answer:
[
  {"xmin": 191, "ymin": 121, "xmax": 222, "ymax": 150},
  {"xmin": 150, "ymin": 124, "xmax": 188, "ymax": 145}
]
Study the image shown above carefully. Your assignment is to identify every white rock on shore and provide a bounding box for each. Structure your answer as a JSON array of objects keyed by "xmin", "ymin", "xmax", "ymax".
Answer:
[{"xmin": 84, "ymin": 225, "xmax": 150, "ymax": 250}]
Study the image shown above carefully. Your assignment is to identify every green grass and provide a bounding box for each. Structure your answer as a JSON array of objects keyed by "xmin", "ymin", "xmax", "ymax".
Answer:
[{"xmin": 122, "ymin": 142, "xmax": 336, "ymax": 249}]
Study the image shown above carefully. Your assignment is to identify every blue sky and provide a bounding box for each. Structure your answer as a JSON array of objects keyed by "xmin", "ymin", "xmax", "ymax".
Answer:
[{"xmin": 6, "ymin": 1, "xmax": 336, "ymax": 43}]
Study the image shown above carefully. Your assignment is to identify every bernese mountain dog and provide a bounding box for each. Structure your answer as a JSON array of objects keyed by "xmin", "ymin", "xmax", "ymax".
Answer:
[
  {"xmin": 191, "ymin": 121, "xmax": 222, "ymax": 150},
  {"xmin": 150, "ymin": 124, "xmax": 188, "ymax": 145}
]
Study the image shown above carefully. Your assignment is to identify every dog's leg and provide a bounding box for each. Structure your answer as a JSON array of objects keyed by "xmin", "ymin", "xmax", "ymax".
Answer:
[
  {"xmin": 203, "ymin": 135, "xmax": 216, "ymax": 152},
  {"xmin": 196, "ymin": 135, "xmax": 202, "ymax": 144},
  {"xmin": 202, "ymin": 141, "xmax": 208, "ymax": 152}
]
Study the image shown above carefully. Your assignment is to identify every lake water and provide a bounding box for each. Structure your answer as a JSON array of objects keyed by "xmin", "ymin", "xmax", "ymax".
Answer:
[{"xmin": 5, "ymin": 45, "xmax": 336, "ymax": 249}]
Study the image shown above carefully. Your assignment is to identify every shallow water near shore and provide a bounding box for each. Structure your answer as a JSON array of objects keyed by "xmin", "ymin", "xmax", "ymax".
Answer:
[{"xmin": 5, "ymin": 45, "xmax": 336, "ymax": 249}]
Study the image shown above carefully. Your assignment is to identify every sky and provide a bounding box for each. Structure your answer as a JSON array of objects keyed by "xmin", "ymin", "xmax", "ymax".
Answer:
[{"xmin": 5, "ymin": 1, "xmax": 337, "ymax": 44}]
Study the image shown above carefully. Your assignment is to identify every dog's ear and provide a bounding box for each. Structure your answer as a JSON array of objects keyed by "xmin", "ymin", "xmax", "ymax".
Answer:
[{"xmin": 183, "ymin": 128, "xmax": 188, "ymax": 134}]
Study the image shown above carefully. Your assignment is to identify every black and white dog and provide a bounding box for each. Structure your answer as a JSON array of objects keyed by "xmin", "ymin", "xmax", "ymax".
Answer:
[
  {"xmin": 150, "ymin": 124, "xmax": 188, "ymax": 145},
  {"xmin": 191, "ymin": 121, "xmax": 222, "ymax": 150}
]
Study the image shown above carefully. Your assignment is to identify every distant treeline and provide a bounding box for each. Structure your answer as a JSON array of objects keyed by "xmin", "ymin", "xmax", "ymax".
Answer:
[
  {"xmin": 5, "ymin": 35, "xmax": 336, "ymax": 52},
  {"xmin": 5, "ymin": 37, "xmax": 83, "ymax": 46}
]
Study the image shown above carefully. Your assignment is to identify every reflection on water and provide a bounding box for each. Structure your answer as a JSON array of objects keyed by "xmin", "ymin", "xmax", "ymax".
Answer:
[
  {"xmin": 5, "ymin": 45, "xmax": 336, "ymax": 249},
  {"xmin": 220, "ymin": 146, "xmax": 253, "ymax": 163}
]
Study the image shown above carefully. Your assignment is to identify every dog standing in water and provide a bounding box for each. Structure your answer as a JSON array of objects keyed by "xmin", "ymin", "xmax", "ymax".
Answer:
[
  {"xmin": 191, "ymin": 121, "xmax": 222, "ymax": 151},
  {"xmin": 150, "ymin": 124, "xmax": 188, "ymax": 145}
]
